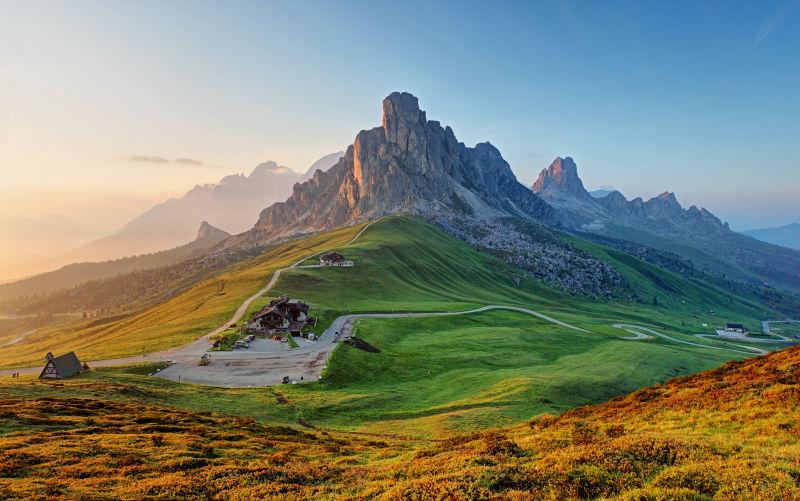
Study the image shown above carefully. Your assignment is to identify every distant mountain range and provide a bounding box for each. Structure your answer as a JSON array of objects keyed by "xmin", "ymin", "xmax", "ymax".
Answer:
[
  {"xmin": 0, "ymin": 154, "xmax": 342, "ymax": 282},
  {"xmin": 64, "ymin": 161, "xmax": 300, "ymax": 262},
  {"xmin": 0, "ymin": 222, "xmax": 230, "ymax": 303},
  {"xmin": 744, "ymin": 223, "xmax": 800, "ymax": 251},
  {"xmin": 531, "ymin": 156, "xmax": 800, "ymax": 292},
  {"xmin": 2, "ymin": 91, "xmax": 798, "ymax": 318}
]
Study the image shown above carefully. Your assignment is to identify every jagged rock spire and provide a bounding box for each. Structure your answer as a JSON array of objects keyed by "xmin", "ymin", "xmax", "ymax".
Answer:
[{"xmin": 532, "ymin": 156, "xmax": 588, "ymax": 197}]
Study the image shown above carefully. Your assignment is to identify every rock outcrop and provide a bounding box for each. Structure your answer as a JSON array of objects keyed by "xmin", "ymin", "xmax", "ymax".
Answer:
[
  {"xmin": 195, "ymin": 221, "xmax": 231, "ymax": 244},
  {"xmin": 532, "ymin": 156, "xmax": 800, "ymax": 291},
  {"xmin": 532, "ymin": 157, "xmax": 728, "ymax": 235},
  {"xmin": 236, "ymin": 92, "xmax": 557, "ymax": 244}
]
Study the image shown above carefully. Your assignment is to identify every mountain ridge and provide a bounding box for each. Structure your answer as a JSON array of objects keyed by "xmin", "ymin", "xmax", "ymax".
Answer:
[
  {"xmin": 532, "ymin": 156, "xmax": 800, "ymax": 291},
  {"xmin": 228, "ymin": 92, "xmax": 557, "ymax": 247},
  {"xmin": 745, "ymin": 222, "xmax": 800, "ymax": 251},
  {"xmin": 0, "ymin": 222, "xmax": 231, "ymax": 303}
]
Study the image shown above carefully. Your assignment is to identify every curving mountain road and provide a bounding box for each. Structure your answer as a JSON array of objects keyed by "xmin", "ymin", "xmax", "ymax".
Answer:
[
  {"xmin": 152, "ymin": 304, "xmax": 590, "ymax": 387},
  {"xmin": 612, "ymin": 323, "xmax": 768, "ymax": 355},
  {"xmin": 0, "ymin": 219, "xmax": 381, "ymax": 378}
]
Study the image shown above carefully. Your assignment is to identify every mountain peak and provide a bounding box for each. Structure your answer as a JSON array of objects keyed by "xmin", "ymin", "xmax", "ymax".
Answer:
[
  {"xmin": 251, "ymin": 161, "xmax": 294, "ymax": 177},
  {"xmin": 382, "ymin": 92, "xmax": 426, "ymax": 143},
  {"xmin": 196, "ymin": 221, "xmax": 230, "ymax": 242},
  {"xmin": 532, "ymin": 156, "xmax": 588, "ymax": 196},
  {"xmin": 655, "ymin": 191, "xmax": 678, "ymax": 202},
  {"xmin": 233, "ymin": 92, "xmax": 555, "ymax": 243}
]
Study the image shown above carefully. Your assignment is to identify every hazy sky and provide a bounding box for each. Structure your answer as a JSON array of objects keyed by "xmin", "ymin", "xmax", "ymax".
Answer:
[{"xmin": 0, "ymin": 0, "xmax": 798, "ymax": 230}]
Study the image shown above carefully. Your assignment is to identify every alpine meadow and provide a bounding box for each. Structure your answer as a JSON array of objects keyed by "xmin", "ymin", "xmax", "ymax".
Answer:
[{"xmin": 1, "ymin": 2, "xmax": 799, "ymax": 499}]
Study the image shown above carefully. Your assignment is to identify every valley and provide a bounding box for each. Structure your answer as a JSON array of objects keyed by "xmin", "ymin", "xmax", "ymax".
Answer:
[
  {"xmin": 3, "ymin": 5, "xmax": 800, "ymax": 497},
  {"xmin": 1, "ymin": 216, "xmax": 790, "ymax": 439}
]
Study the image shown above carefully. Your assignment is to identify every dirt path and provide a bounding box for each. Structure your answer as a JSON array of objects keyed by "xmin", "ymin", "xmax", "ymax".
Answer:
[
  {"xmin": 0, "ymin": 219, "xmax": 382, "ymax": 378},
  {"xmin": 0, "ymin": 329, "xmax": 37, "ymax": 348}
]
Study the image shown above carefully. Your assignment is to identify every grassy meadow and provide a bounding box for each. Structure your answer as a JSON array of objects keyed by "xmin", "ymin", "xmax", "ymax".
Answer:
[
  {"xmin": 0, "ymin": 216, "xmax": 784, "ymax": 438},
  {"xmin": 0, "ymin": 215, "xmax": 797, "ymax": 498},
  {"xmin": 1, "ymin": 343, "xmax": 799, "ymax": 499},
  {"xmin": 0, "ymin": 223, "xmax": 368, "ymax": 368}
]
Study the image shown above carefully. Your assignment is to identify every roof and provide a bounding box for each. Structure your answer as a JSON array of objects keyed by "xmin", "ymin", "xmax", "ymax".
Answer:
[
  {"xmin": 321, "ymin": 252, "xmax": 345, "ymax": 262},
  {"xmin": 41, "ymin": 352, "xmax": 84, "ymax": 379},
  {"xmin": 253, "ymin": 297, "xmax": 308, "ymax": 321},
  {"xmin": 727, "ymin": 323, "xmax": 745, "ymax": 329},
  {"xmin": 253, "ymin": 304, "xmax": 289, "ymax": 321}
]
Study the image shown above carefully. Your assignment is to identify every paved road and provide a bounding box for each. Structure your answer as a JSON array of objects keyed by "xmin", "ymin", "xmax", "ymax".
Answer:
[
  {"xmin": 762, "ymin": 319, "xmax": 798, "ymax": 338},
  {"xmin": 152, "ymin": 304, "xmax": 589, "ymax": 387},
  {"xmin": 0, "ymin": 219, "xmax": 380, "ymax": 378},
  {"xmin": 612, "ymin": 323, "xmax": 768, "ymax": 355}
]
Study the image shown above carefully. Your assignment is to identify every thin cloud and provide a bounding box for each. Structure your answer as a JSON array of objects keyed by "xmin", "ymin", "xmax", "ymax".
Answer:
[
  {"xmin": 119, "ymin": 155, "xmax": 216, "ymax": 168},
  {"xmin": 173, "ymin": 158, "xmax": 204, "ymax": 166},
  {"xmin": 124, "ymin": 155, "xmax": 169, "ymax": 164},
  {"xmin": 754, "ymin": 0, "xmax": 800, "ymax": 47}
]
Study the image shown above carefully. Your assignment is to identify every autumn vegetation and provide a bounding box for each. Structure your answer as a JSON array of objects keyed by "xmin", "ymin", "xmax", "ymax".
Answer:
[{"xmin": 2, "ymin": 344, "xmax": 799, "ymax": 499}]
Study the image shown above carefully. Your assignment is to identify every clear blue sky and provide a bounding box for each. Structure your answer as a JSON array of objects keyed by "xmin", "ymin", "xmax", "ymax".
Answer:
[{"xmin": 0, "ymin": 0, "xmax": 798, "ymax": 229}]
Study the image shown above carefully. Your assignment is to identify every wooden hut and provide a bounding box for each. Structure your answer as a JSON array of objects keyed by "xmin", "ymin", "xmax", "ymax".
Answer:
[{"xmin": 39, "ymin": 352, "xmax": 85, "ymax": 379}]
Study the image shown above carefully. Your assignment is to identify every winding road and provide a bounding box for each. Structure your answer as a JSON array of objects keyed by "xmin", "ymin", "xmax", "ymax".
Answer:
[
  {"xmin": 612, "ymin": 323, "xmax": 769, "ymax": 355},
  {"xmin": 0, "ymin": 216, "xmax": 788, "ymax": 384},
  {"xmin": 152, "ymin": 304, "xmax": 589, "ymax": 387}
]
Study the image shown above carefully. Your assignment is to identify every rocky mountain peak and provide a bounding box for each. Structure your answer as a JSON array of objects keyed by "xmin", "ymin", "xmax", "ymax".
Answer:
[
  {"xmin": 382, "ymin": 92, "xmax": 426, "ymax": 143},
  {"xmin": 654, "ymin": 191, "xmax": 679, "ymax": 204},
  {"xmin": 532, "ymin": 156, "xmax": 588, "ymax": 197},
  {"xmin": 196, "ymin": 221, "xmax": 230, "ymax": 242},
  {"xmin": 229, "ymin": 91, "xmax": 556, "ymax": 245}
]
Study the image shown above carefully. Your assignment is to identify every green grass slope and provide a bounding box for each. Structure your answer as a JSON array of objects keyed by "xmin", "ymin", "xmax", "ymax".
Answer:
[
  {"xmin": 1, "ymin": 216, "xmax": 785, "ymax": 437},
  {"xmin": 0, "ymin": 223, "xmax": 367, "ymax": 368}
]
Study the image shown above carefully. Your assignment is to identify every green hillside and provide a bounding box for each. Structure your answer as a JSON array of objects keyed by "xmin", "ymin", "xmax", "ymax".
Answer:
[
  {"xmin": 270, "ymin": 216, "xmax": 767, "ymax": 333},
  {"xmin": 1, "ymin": 216, "xmax": 786, "ymax": 436},
  {"xmin": 0, "ymin": 223, "xmax": 368, "ymax": 368}
]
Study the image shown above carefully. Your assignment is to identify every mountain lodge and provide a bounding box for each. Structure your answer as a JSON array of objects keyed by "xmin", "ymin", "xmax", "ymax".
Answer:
[
  {"xmin": 39, "ymin": 352, "xmax": 86, "ymax": 379},
  {"xmin": 320, "ymin": 252, "xmax": 354, "ymax": 267},
  {"xmin": 248, "ymin": 297, "xmax": 312, "ymax": 336},
  {"xmin": 725, "ymin": 323, "xmax": 747, "ymax": 333}
]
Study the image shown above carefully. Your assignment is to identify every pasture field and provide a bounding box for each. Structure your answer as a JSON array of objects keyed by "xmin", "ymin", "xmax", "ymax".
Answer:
[
  {"xmin": 0, "ymin": 223, "xmax": 367, "ymax": 368},
  {"xmin": 1, "ymin": 343, "xmax": 799, "ymax": 499},
  {"xmin": 0, "ymin": 217, "xmax": 781, "ymax": 437}
]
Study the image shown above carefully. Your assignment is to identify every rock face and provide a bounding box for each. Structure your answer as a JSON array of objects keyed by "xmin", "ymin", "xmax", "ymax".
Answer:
[
  {"xmin": 532, "ymin": 157, "xmax": 588, "ymax": 198},
  {"xmin": 532, "ymin": 158, "xmax": 727, "ymax": 235},
  {"xmin": 239, "ymin": 92, "xmax": 556, "ymax": 243},
  {"xmin": 195, "ymin": 221, "xmax": 231, "ymax": 244},
  {"xmin": 532, "ymin": 156, "xmax": 800, "ymax": 292}
]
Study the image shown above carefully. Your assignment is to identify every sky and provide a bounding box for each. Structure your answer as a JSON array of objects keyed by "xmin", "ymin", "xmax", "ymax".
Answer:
[{"xmin": 0, "ymin": 0, "xmax": 798, "ymax": 231}]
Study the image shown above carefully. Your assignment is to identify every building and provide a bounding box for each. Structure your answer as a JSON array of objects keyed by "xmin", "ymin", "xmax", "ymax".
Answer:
[
  {"xmin": 320, "ymin": 252, "xmax": 354, "ymax": 267},
  {"xmin": 725, "ymin": 323, "xmax": 747, "ymax": 333},
  {"xmin": 39, "ymin": 352, "xmax": 85, "ymax": 379},
  {"xmin": 249, "ymin": 297, "xmax": 311, "ymax": 335}
]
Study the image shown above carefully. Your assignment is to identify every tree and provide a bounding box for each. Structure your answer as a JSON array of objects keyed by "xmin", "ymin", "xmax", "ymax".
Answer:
[{"xmin": 653, "ymin": 295, "xmax": 659, "ymax": 307}]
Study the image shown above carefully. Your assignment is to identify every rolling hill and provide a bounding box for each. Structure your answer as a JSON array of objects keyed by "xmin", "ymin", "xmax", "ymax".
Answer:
[
  {"xmin": 0, "ymin": 216, "xmax": 785, "ymax": 443},
  {"xmin": 1, "ymin": 316, "xmax": 798, "ymax": 498}
]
